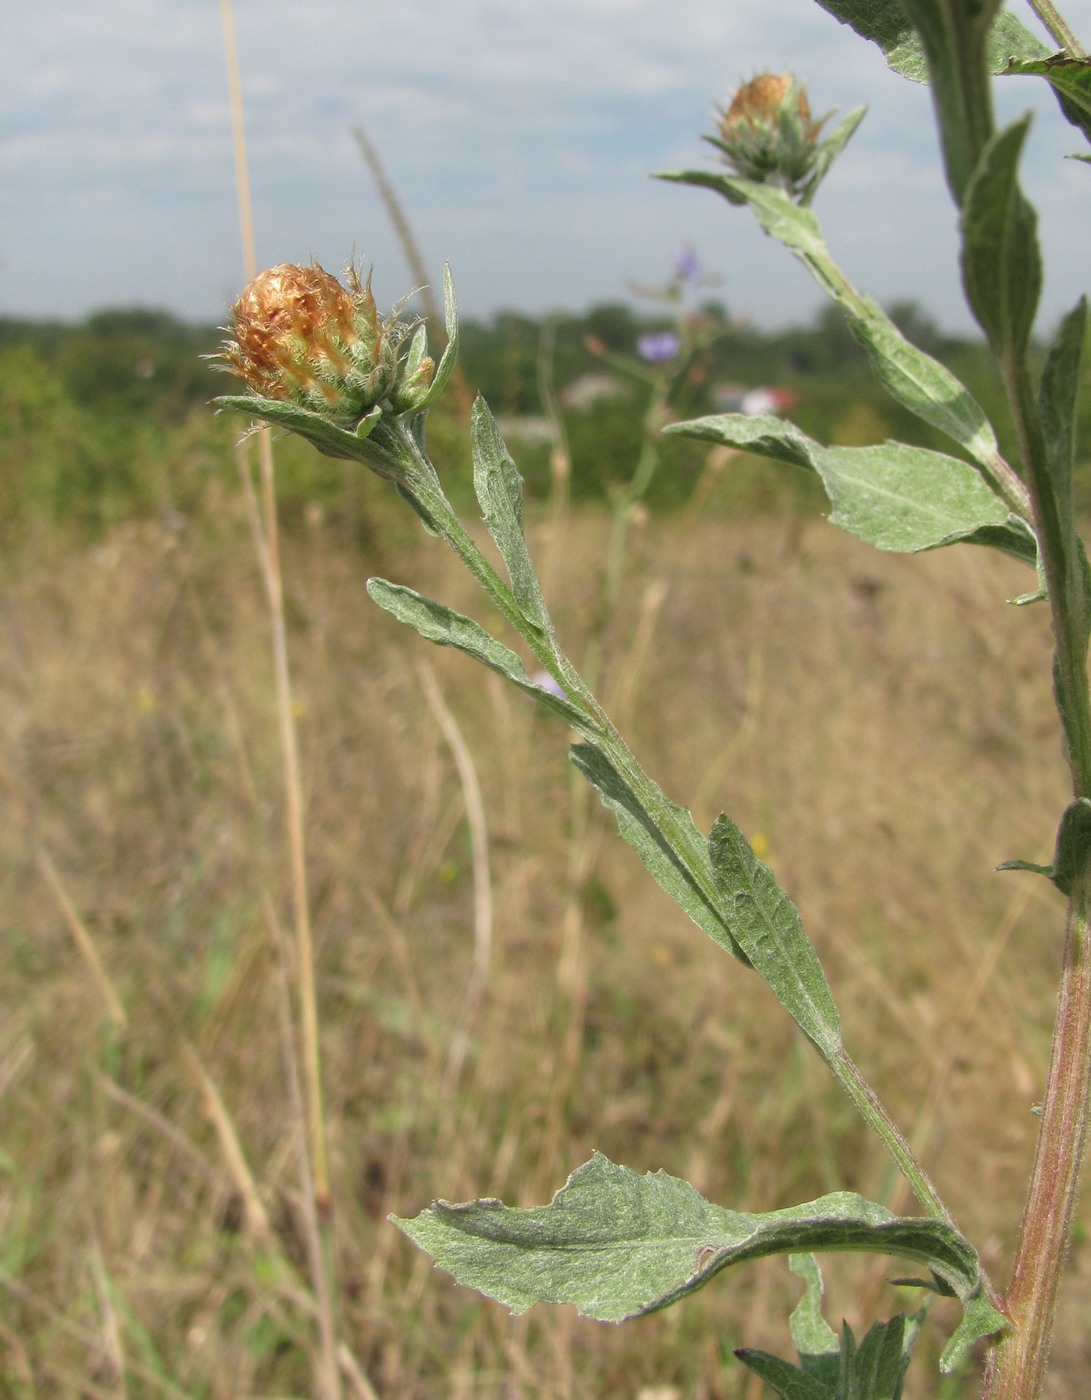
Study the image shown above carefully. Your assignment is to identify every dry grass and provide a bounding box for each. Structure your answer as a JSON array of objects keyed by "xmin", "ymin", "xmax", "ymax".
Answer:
[{"xmin": 0, "ymin": 490, "xmax": 1088, "ymax": 1397}]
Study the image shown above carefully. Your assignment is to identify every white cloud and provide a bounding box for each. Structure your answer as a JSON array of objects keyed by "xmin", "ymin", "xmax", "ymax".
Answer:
[{"xmin": 2, "ymin": 0, "xmax": 1090, "ymax": 332}]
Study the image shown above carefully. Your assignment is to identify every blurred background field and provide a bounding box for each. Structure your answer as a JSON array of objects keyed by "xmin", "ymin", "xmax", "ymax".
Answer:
[{"xmin": 2, "ymin": 303, "xmax": 1091, "ymax": 1398}]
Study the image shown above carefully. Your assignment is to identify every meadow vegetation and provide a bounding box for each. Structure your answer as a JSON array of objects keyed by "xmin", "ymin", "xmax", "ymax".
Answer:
[{"xmin": 1, "ymin": 304, "xmax": 1090, "ymax": 1395}]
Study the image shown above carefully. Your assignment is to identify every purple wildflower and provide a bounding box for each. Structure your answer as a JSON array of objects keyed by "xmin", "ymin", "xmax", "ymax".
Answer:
[
  {"xmin": 673, "ymin": 246, "xmax": 702, "ymax": 287},
  {"xmin": 637, "ymin": 331, "xmax": 681, "ymax": 364}
]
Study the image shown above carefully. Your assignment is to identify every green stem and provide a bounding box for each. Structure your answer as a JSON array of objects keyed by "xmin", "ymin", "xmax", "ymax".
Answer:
[
  {"xmin": 984, "ymin": 888, "xmax": 1091, "ymax": 1399},
  {"xmin": 380, "ymin": 421, "xmax": 973, "ymax": 1242},
  {"xmin": 779, "ymin": 209, "xmax": 1032, "ymax": 519},
  {"xmin": 1025, "ymin": 0, "xmax": 1086, "ymax": 56},
  {"xmin": 1002, "ymin": 359, "xmax": 1091, "ymax": 798},
  {"xmin": 979, "ymin": 358, "xmax": 1091, "ymax": 1396}
]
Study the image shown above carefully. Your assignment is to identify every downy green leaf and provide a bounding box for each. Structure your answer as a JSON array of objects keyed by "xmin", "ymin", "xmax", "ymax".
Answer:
[
  {"xmin": 666, "ymin": 414, "xmax": 1014, "ymax": 556},
  {"xmin": 1002, "ymin": 56, "xmax": 1091, "ymax": 149},
  {"xmin": 813, "ymin": 0, "xmax": 927, "ymax": 81},
  {"xmin": 393, "ymin": 1153, "xmax": 1001, "ymax": 1363},
  {"xmin": 570, "ymin": 742, "xmax": 749, "ymax": 964},
  {"xmin": 366, "ymin": 579, "xmax": 589, "ymax": 730},
  {"xmin": 471, "ymin": 397, "xmax": 549, "ymax": 632},
  {"xmin": 814, "ymin": 2, "xmax": 1048, "ymax": 83},
  {"xmin": 960, "ymin": 118, "xmax": 1042, "ymax": 358},
  {"xmin": 709, "ymin": 814, "xmax": 841, "ymax": 1059},
  {"xmin": 656, "ymin": 174, "xmax": 1007, "ymax": 480},
  {"xmin": 214, "ymin": 396, "xmax": 391, "ymax": 470}
]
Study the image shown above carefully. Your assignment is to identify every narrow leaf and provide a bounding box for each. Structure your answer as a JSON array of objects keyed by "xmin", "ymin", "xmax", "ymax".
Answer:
[
  {"xmin": 801, "ymin": 105, "xmax": 869, "ymax": 206},
  {"xmin": 471, "ymin": 397, "xmax": 550, "ymax": 631},
  {"xmin": 415, "ymin": 263, "xmax": 460, "ymax": 411},
  {"xmin": 366, "ymin": 579, "xmax": 589, "ymax": 730},
  {"xmin": 854, "ymin": 1314, "xmax": 916, "ymax": 1400},
  {"xmin": 393, "ymin": 1153, "xmax": 997, "ymax": 1336},
  {"xmin": 709, "ymin": 815, "xmax": 841, "ymax": 1058},
  {"xmin": 734, "ymin": 1349, "xmax": 832, "ymax": 1400},
  {"xmin": 666, "ymin": 415, "xmax": 1012, "ymax": 555},
  {"xmin": 960, "ymin": 118, "xmax": 1042, "ymax": 357},
  {"xmin": 570, "ymin": 742, "xmax": 749, "ymax": 964},
  {"xmin": 214, "ymin": 396, "xmax": 393, "ymax": 471},
  {"xmin": 1039, "ymin": 298, "xmax": 1087, "ymax": 522}
]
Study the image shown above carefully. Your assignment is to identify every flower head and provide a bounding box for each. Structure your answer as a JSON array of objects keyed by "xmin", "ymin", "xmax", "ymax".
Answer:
[
  {"xmin": 712, "ymin": 72, "xmax": 827, "ymax": 199},
  {"xmin": 220, "ymin": 261, "xmax": 433, "ymax": 423}
]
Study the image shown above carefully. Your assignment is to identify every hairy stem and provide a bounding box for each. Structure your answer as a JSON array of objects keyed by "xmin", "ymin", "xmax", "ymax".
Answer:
[
  {"xmin": 977, "ymin": 353, "xmax": 1091, "ymax": 1395},
  {"xmin": 1025, "ymin": 0, "xmax": 1086, "ymax": 56},
  {"xmin": 984, "ymin": 889, "xmax": 1091, "ymax": 1398}
]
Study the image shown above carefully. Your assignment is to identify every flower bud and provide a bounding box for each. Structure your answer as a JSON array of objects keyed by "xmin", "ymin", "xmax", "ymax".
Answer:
[
  {"xmin": 220, "ymin": 261, "xmax": 426, "ymax": 425},
  {"xmin": 713, "ymin": 72, "xmax": 826, "ymax": 198}
]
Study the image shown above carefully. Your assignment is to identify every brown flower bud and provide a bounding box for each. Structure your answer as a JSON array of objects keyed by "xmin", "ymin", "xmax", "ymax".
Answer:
[
  {"xmin": 220, "ymin": 261, "xmax": 421, "ymax": 424},
  {"xmin": 713, "ymin": 72, "xmax": 826, "ymax": 198}
]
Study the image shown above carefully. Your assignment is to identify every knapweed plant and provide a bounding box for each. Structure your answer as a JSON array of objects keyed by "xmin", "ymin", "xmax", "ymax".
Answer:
[{"xmin": 217, "ymin": 1, "xmax": 1091, "ymax": 1394}]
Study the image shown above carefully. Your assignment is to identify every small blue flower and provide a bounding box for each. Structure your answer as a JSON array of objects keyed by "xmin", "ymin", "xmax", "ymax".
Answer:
[
  {"xmin": 673, "ymin": 246, "xmax": 702, "ymax": 287},
  {"xmin": 637, "ymin": 331, "xmax": 681, "ymax": 363}
]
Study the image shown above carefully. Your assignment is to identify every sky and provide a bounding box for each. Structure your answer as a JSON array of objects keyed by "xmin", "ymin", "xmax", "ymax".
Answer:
[{"xmin": 4, "ymin": 0, "xmax": 1091, "ymax": 335}]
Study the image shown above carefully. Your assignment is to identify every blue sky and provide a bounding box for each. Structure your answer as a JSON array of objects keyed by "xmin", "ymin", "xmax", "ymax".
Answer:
[{"xmin": 4, "ymin": 0, "xmax": 1090, "ymax": 333}]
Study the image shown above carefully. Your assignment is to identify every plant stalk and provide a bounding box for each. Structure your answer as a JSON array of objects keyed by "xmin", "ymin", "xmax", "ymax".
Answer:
[
  {"xmin": 388, "ymin": 422, "xmax": 969, "ymax": 1242},
  {"xmin": 976, "ymin": 350, "xmax": 1091, "ymax": 1396},
  {"xmin": 1024, "ymin": 0, "xmax": 1086, "ymax": 56},
  {"xmin": 983, "ymin": 887, "xmax": 1091, "ymax": 1399}
]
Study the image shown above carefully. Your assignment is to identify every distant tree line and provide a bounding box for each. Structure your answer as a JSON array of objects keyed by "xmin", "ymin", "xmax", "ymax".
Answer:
[{"xmin": 0, "ymin": 299, "xmax": 1086, "ymax": 535}]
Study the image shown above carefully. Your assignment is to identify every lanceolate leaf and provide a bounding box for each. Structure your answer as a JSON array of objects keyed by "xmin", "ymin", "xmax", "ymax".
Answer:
[
  {"xmin": 366, "ymin": 579, "xmax": 590, "ymax": 730},
  {"xmin": 738, "ymin": 1312, "xmax": 923, "ymax": 1400},
  {"xmin": 960, "ymin": 118, "xmax": 1042, "ymax": 358},
  {"xmin": 733, "ymin": 1350, "xmax": 832, "ymax": 1400},
  {"xmin": 666, "ymin": 414, "xmax": 1013, "ymax": 556},
  {"xmin": 570, "ymin": 743, "xmax": 749, "ymax": 963},
  {"xmin": 214, "ymin": 395, "xmax": 391, "ymax": 470},
  {"xmin": 393, "ymin": 1153, "xmax": 1003, "ymax": 1372},
  {"xmin": 471, "ymin": 397, "xmax": 550, "ymax": 632},
  {"xmin": 709, "ymin": 815, "xmax": 841, "ymax": 1059},
  {"xmin": 415, "ymin": 263, "xmax": 460, "ymax": 411},
  {"xmin": 657, "ymin": 173, "xmax": 1006, "ymax": 480}
]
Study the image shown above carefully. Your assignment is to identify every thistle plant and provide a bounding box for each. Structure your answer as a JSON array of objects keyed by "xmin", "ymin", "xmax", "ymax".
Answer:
[{"xmin": 217, "ymin": 1, "xmax": 1091, "ymax": 1393}]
